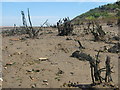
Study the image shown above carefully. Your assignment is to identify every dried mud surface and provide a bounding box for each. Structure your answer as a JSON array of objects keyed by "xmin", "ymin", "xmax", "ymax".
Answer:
[{"xmin": 2, "ymin": 25, "xmax": 119, "ymax": 88}]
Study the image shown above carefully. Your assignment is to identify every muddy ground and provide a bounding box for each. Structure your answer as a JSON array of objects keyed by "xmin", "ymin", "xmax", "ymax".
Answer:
[{"xmin": 2, "ymin": 25, "xmax": 119, "ymax": 88}]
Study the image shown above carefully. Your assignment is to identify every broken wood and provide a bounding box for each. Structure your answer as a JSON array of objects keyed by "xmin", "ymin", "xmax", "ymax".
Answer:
[
  {"xmin": 77, "ymin": 40, "xmax": 85, "ymax": 49},
  {"xmin": 105, "ymin": 56, "xmax": 113, "ymax": 82}
]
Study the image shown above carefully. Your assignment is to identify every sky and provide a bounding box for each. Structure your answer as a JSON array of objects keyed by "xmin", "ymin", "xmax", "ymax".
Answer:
[{"xmin": 1, "ymin": 1, "xmax": 116, "ymax": 26}]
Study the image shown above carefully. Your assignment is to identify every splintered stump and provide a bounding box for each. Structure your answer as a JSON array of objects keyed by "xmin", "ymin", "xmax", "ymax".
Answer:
[
  {"xmin": 105, "ymin": 56, "xmax": 113, "ymax": 82},
  {"xmin": 71, "ymin": 50, "xmax": 116, "ymax": 87},
  {"xmin": 57, "ymin": 18, "xmax": 73, "ymax": 36},
  {"xmin": 90, "ymin": 21, "xmax": 106, "ymax": 41}
]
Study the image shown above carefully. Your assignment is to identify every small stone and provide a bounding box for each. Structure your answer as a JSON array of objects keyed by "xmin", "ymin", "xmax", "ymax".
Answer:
[
  {"xmin": 57, "ymin": 68, "xmax": 64, "ymax": 75},
  {"xmin": 43, "ymin": 80, "xmax": 48, "ymax": 82},
  {"xmin": 34, "ymin": 70, "xmax": 40, "ymax": 72},
  {"xmin": 0, "ymin": 78, "xmax": 3, "ymax": 81},
  {"xmin": 42, "ymin": 82, "xmax": 48, "ymax": 85},
  {"xmin": 4, "ymin": 67, "xmax": 7, "ymax": 70},
  {"xmin": 26, "ymin": 69, "xmax": 32, "ymax": 72},
  {"xmin": 29, "ymin": 76, "xmax": 34, "ymax": 80},
  {"xmin": 8, "ymin": 54, "xmax": 12, "ymax": 57},
  {"xmin": 66, "ymin": 37, "xmax": 73, "ymax": 40},
  {"xmin": 31, "ymin": 84, "xmax": 36, "ymax": 88},
  {"xmin": 70, "ymin": 72, "xmax": 74, "ymax": 75}
]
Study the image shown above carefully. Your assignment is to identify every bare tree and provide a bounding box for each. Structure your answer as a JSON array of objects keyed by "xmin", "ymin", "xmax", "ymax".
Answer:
[
  {"xmin": 21, "ymin": 8, "xmax": 40, "ymax": 38},
  {"xmin": 57, "ymin": 17, "xmax": 73, "ymax": 36}
]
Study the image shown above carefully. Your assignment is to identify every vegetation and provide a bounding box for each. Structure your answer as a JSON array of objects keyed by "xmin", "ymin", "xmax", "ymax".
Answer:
[{"xmin": 72, "ymin": 1, "xmax": 120, "ymax": 24}]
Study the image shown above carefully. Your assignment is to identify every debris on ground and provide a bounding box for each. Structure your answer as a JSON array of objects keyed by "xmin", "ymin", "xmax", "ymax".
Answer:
[
  {"xmin": 38, "ymin": 58, "xmax": 49, "ymax": 61},
  {"xmin": 10, "ymin": 38, "xmax": 20, "ymax": 41},
  {"xmin": 108, "ymin": 43, "xmax": 120, "ymax": 53},
  {"xmin": 31, "ymin": 84, "xmax": 36, "ymax": 88},
  {"xmin": 5, "ymin": 62, "xmax": 16, "ymax": 66},
  {"xmin": 55, "ymin": 76, "xmax": 61, "ymax": 81},
  {"xmin": 0, "ymin": 78, "xmax": 3, "ymax": 82},
  {"xmin": 42, "ymin": 80, "xmax": 49, "ymax": 85},
  {"xmin": 56, "ymin": 68, "xmax": 64, "ymax": 75},
  {"xmin": 66, "ymin": 37, "xmax": 73, "ymax": 40},
  {"xmin": 26, "ymin": 69, "xmax": 40, "ymax": 73},
  {"xmin": 71, "ymin": 50, "xmax": 94, "ymax": 61}
]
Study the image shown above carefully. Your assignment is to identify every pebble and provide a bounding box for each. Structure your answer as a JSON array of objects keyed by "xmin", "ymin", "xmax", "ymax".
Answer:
[
  {"xmin": 0, "ymin": 78, "xmax": 3, "ymax": 81},
  {"xmin": 70, "ymin": 72, "xmax": 74, "ymax": 75},
  {"xmin": 42, "ymin": 82, "xmax": 49, "ymax": 85},
  {"xmin": 43, "ymin": 80, "xmax": 48, "ymax": 82},
  {"xmin": 31, "ymin": 84, "xmax": 36, "ymax": 88},
  {"xmin": 4, "ymin": 67, "xmax": 7, "ymax": 69}
]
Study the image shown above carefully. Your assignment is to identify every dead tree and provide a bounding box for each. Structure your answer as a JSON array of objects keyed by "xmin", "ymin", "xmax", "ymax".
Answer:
[
  {"xmin": 21, "ymin": 9, "xmax": 40, "ymax": 38},
  {"xmin": 89, "ymin": 51, "xmax": 102, "ymax": 84},
  {"xmin": 11, "ymin": 24, "xmax": 17, "ymax": 35},
  {"xmin": 95, "ymin": 22, "xmax": 106, "ymax": 37},
  {"xmin": 57, "ymin": 17, "xmax": 73, "ymax": 36},
  {"xmin": 89, "ymin": 58, "xmax": 95, "ymax": 84},
  {"xmin": 71, "ymin": 50, "xmax": 114, "ymax": 85},
  {"xmin": 91, "ymin": 21, "xmax": 105, "ymax": 41},
  {"xmin": 21, "ymin": 10, "xmax": 32, "ymax": 37},
  {"xmin": 27, "ymin": 8, "xmax": 40, "ymax": 38},
  {"xmin": 13, "ymin": 24, "xmax": 16, "ymax": 34},
  {"xmin": 85, "ymin": 21, "xmax": 92, "ymax": 34},
  {"xmin": 105, "ymin": 56, "xmax": 113, "ymax": 82},
  {"xmin": 94, "ymin": 51, "xmax": 102, "ymax": 83}
]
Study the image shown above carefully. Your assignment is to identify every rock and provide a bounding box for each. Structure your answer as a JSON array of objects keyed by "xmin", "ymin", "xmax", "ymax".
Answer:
[
  {"xmin": 8, "ymin": 54, "xmax": 12, "ymax": 57},
  {"xmin": 112, "ymin": 36, "xmax": 120, "ymax": 41},
  {"xmin": 63, "ymin": 83, "xmax": 67, "ymax": 87},
  {"xmin": 66, "ymin": 37, "xmax": 73, "ymax": 40},
  {"xmin": 0, "ymin": 78, "xmax": 3, "ymax": 81},
  {"xmin": 13, "ymin": 52, "xmax": 22, "ymax": 55},
  {"xmin": 26, "ymin": 69, "xmax": 33, "ymax": 72},
  {"xmin": 32, "ymin": 69, "xmax": 40, "ymax": 72},
  {"xmin": 55, "ymin": 77, "xmax": 60, "ymax": 81},
  {"xmin": 42, "ymin": 82, "xmax": 49, "ymax": 85},
  {"xmin": 31, "ymin": 84, "xmax": 36, "ymax": 88},
  {"xmin": 43, "ymin": 80, "xmax": 48, "ymax": 82},
  {"xmin": 42, "ymin": 80, "xmax": 49, "ymax": 85},
  {"xmin": 56, "ymin": 68, "xmax": 64, "ymax": 75},
  {"xmin": 20, "ymin": 37, "xmax": 26, "ymax": 40},
  {"xmin": 70, "ymin": 72, "xmax": 74, "ymax": 75},
  {"xmin": 4, "ymin": 67, "xmax": 7, "ymax": 70}
]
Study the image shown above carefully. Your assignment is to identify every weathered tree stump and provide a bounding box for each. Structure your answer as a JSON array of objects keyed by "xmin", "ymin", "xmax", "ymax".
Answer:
[{"xmin": 57, "ymin": 17, "xmax": 73, "ymax": 36}]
